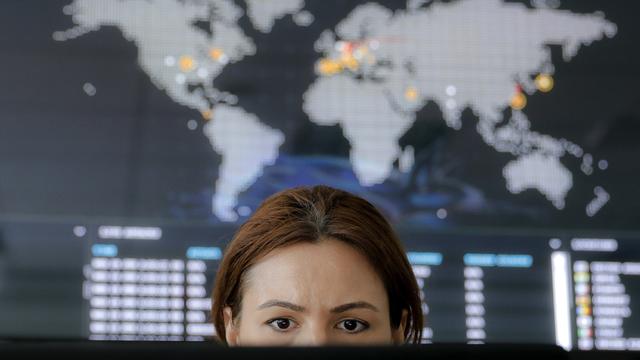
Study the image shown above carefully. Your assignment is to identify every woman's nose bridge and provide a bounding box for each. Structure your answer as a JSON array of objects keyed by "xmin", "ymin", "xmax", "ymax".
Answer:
[{"xmin": 297, "ymin": 320, "xmax": 330, "ymax": 345}]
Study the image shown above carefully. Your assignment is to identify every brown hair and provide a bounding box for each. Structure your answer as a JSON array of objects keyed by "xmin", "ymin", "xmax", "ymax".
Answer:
[{"xmin": 211, "ymin": 185, "xmax": 423, "ymax": 344}]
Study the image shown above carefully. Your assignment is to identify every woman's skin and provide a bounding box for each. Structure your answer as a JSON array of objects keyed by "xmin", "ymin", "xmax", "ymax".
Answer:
[{"xmin": 223, "ymin": 238, "xmax": 407, "ymax": 346}]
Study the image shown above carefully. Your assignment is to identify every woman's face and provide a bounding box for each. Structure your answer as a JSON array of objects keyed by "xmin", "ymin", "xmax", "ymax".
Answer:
[{"xmin": 223, "ymin": 238, "xmax": 406, "ymax": 346}]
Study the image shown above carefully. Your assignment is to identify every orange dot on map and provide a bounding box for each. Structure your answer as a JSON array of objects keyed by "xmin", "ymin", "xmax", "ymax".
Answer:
[
  {"xmin": 341, "ymin": 54, "xmax": 359, "ymax": 71},
  {"xmin": 535, "ymin": 73, "xmax": 554, "ymax": 92},
  {"xmin": 404, "ymin": 86, "xmax": 419, "ymax": 101},
  {"xmin": 179, "ymin": 56, "xmax": 195, "ymax": 72},
  {"xmin": 201, "ymin": 109, "xmax": 213, "ymax": 120},
  {"xmin": 510, "ymin": 92, "xmax": 527, "ymax": 110},
  {"xmin": 209, "ymin": 48, "xmax": 224, "ymax": 61},
  {"xmin": 317, "ymin": 58, "xmax": 342, "ymax": 76}
]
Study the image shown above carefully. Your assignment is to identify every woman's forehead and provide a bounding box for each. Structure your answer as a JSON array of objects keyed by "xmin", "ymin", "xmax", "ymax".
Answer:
[
  {"xmin": 242, "ymin": 239, "xmax": 389, "ymax": 310},
  {"xmin": 247, "ymin": 239, "xmax": 376, "ymax": 280}
]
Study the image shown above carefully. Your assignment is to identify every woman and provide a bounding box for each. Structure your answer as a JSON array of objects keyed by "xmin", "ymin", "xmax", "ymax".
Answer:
[{"xmin": 211, "ymin": 185, "xmax": 423, "ymax": 345}]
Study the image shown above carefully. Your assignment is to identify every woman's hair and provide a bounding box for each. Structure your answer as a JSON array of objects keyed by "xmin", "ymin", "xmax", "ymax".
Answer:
[{"xmin": 211, "ymin": 185, "xmax": 423, "ymax": 344}]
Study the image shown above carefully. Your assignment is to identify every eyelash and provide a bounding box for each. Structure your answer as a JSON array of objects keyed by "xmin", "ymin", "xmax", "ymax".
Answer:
[
  {"xmin": 336, "ymin": 319, "xmax": 369, "ymax": 333},
  {"xmin": 266, "ymin": 318, "xmax": 298, "ymax": 332},
  {"xmin": 265, "ymin": 318, "xmax": 370, "ymax": 334}
]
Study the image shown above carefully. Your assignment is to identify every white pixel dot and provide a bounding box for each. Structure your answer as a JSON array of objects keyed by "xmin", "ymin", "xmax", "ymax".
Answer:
[
  {"xmin": 598, "ymin": 159, "xmax": 608, "ymax": 170},
  {"xmin": 237, "ymin": 206, "xmax": 252, "ymax": 217},
  {"xmin": 446, "ymin": 85, "xmax": 457, "ymax": 96},
  {"xmin": 83, "ymin": 82, "xmax": 97, "ymax": 96},
  {"xmin": 164, "ymin": 56, "xmax": 176, "ymax": 67},
  {"xmin": 73, "ymin": 226, "xmax": 87, "ymax": 237},
  {"xmin": 52, "ymin": 31, "xmax": 66, "ymax": 41}
]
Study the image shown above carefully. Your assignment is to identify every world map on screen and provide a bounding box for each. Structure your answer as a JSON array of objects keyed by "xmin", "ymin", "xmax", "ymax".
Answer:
[{"xmin": 51, "ymin": 0, "xmax": 619, "ymax": 226}]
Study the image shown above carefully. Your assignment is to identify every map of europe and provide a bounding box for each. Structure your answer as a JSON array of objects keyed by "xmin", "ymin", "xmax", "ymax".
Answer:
[{"xmin": 54, "ymin": 0, "xmax": 616, "ymax": 223}]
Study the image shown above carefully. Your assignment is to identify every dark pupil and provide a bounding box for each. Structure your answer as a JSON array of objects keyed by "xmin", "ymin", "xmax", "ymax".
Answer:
[
  {"xmin": 344, "ymin": 320, "xmax": 358, "ymax": 331},
  {"xmin": 276, "ymin": 319, "xmax": 290, "ymax": 329}
]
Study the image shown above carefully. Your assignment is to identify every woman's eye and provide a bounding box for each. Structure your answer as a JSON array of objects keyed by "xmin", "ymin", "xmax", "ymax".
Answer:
[
  {"xmin": 267, "ymin": 318, "xmax": 296, "ymax": 332},
  {"xmin": 336, "ymin": 319, "xmax": 369, "ymax": 333}
]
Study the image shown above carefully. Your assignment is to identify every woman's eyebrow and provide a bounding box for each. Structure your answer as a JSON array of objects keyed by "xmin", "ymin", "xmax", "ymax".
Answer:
[
  {"xmin": 256, "ymin": 300, "xmax": 379, "ymax": 313},
  {"xmin": 257, "ymin": 300, "xmax": 306, "ymax": 312},
  {"xmin": 331, "ymin": 301, "xmax": 379, "ymax": 313}
]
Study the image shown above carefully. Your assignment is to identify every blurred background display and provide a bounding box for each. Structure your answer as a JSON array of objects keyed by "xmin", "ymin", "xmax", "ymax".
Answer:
[{"xmin": 0, "ymin": 0, "xmax": 638, "ymax": 351}]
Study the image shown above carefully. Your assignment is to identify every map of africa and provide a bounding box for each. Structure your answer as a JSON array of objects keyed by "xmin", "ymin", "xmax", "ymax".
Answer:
[{"xmin": 53, "ymin": 0, "xmax": 617, "ymax": 223}]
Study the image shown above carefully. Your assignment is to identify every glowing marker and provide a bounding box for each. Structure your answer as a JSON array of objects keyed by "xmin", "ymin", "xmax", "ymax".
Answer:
[
  {"xmin": 343, "ymin": 41, "xmax": 354, "ymax": 54},
  {"xmin": 201, "ymin": 109, "xmax": 213, "ymax": 121},
  {"xmin": 535, "ymin": 73, "xmax": 554, "ymax": 92},
  {"xmin": 405, "ymin": 86, "xmax": 419, "ymax": 101},
  {"xmin": 179, "ymin": 55, "xmax": 196, "ymax": 72},
  {"xmin": 510, "ymin": 86, "xmax": 527, "ymax": 110},
  {"xmin": 317, "ymin": 58, "xmax": 342, "ymax": 76},
  {"xmin": 209, "ymin": 48, "xmax": 224, "ymax": 61},
  {"xmin": 164, "ymin": 56, "xmax": 176, "ymax": 67},
  {"xmin": 341, "ymin": 54, "xmax": 359, "ymax": 71}
]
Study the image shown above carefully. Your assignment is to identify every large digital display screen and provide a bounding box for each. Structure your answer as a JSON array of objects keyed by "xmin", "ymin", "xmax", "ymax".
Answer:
[{"xmin": 0, "ymin": 0, "xmax": 638, "ymax": 351}]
